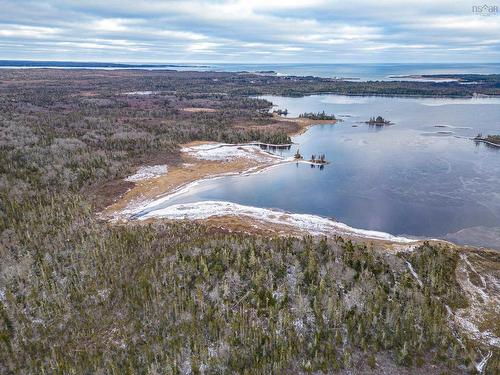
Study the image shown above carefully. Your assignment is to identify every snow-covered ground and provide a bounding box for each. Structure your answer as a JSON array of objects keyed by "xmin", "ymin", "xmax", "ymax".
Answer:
[
  {"xmin": 134, "ymin": 200, "xmax": 416, "ymax": 244},
  {"xmin": 123, "ymin": 91, "xmax": 157, "ymax": 95},
  {"xmin": 181, "ymin": 143, "xmax": 284, "ymax": 162},
  {"xmin": 125, "ymin": 165, "xmax": 168, "ymax": 182},
  {"xmin": 450, "ymin": 254, "xmax": 500, "ymax": 349},
  {"xmin": 476, "ymin": 351, "xmax": 492, "ymax": 374}
]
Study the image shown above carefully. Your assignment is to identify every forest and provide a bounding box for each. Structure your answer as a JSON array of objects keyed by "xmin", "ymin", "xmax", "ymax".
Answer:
[{"xmin": 0, "ymin": 69, "xmax": 499, "ymax": 373}]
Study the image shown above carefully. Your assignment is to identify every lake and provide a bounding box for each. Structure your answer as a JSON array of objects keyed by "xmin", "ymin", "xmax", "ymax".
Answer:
[{"xmin": 142, "ymin": 94, "xmax": 500, "ymax": 249}]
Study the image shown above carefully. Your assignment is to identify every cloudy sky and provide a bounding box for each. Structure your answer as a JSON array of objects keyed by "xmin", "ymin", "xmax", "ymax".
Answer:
[{"xmin": 0, "ymin": 0, "xmax": 499, "ymax": 63}]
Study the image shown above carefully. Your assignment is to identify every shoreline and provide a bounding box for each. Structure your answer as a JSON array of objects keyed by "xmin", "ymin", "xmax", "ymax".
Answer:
[
  {"xmin": 272, "ymin": 113, "xmax": 336, "ymax": 136},
  {"xmin": 130, "ymin": 200, "xmax": 429, "ymax": 249},
  {"xmin": 103, "ymin": 116, "xmax": 436, "ymax": 247},
  {"xmin": 103, "ymin": 115, "xmax": 465, "ymax": 248},
  {"xmin": 274, "ymin": 91, "xmax": 500, "ymax": 99}
]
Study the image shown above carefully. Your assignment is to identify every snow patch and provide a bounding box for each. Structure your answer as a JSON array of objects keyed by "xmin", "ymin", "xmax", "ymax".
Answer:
[
  {"xmin": 453, "ymin": 313, "xmax": 500, "ymax": 348},
  {"xmin": 181, "ymin": 143, "xmax": 282, "ymax": 162},
  {"xmin": 449, "ymin": 253, "xmax": 500, "ymax": 349},
  {"xmin": 405, "ymin": 261, "xmax": 423, "ymax": 288},
  {"xmin": 125, "ymin": 165, "xmax": 168, "ymax": 182},
  {"xmin": 476, "ymin": 350, "xmax": 492, "ymax": 374},
  {"xmin": 124, "ymin": 91, "xmax": 157, "ymax": 95},
  {"xmin": 460, "ymin": 254, "xmax": 489, "ymax": 303}
]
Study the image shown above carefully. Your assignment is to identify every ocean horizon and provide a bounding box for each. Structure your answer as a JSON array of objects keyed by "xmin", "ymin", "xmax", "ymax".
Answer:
[{"xmin": 1, "ymin": 60, "xmax": 499, "ymax": 81}]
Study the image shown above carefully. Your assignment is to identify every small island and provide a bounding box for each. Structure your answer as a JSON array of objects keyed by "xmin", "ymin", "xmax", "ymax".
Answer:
[
  {"xmin": 365, "ymin": 116, "xmax": 393, "ymax": 126},
  {"xmin": 310, "ymin": 153, "xmax": 328, "ymax": 164},
  {"xmin": 474, "ymin": 134, "xmax": 500, "ymax": 147},
  {"xmin": 299, "ymin": 111, "xmax": 336, "ymax": 120},
  {"xmin": 294, "ymin": 149, "xmax": 329, "ymax": 165}
]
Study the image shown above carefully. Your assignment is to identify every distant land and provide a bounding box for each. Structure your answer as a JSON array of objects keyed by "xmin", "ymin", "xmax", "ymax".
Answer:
[
  {"xmin": 0, "ymin": 60, "xmax": 209, "ymax": 68},
  {"xmin": 3, "ymin": 61, "xmax": 500, "ymax": 82}
]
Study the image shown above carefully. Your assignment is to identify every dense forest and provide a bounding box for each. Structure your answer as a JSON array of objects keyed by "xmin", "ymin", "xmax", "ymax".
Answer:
[{"xmin": 0, "ymin": 69, "xmax": 499, "ymax": 373}]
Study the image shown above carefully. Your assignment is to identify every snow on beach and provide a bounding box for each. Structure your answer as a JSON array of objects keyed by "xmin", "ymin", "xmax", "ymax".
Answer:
[
  {"xmin": 125, "ymin": 165, "xmax": 168, "ymax": 182},
  {"xmin": 135, "ymin": 200, "xmax": 416, "ymax": 244},
  {"xmin": 125, "ymin": 143, "xmax": 284, "ymax": 185}
]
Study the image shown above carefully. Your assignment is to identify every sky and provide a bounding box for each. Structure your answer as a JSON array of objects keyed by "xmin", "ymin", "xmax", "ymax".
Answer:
[{"xmin": 0, "ymin": 0, "xmax": 499, "ymax": 63}]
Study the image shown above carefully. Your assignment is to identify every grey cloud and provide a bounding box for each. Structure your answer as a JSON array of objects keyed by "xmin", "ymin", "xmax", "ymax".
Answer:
[{"xmin": 0, "ymin": 0, "xmax": 498, "ymax": 62}]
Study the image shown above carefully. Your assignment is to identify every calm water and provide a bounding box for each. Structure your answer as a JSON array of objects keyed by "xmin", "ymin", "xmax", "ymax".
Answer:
[
  {"xmin": 3, "ymin": 61, "xmax": 500, "ymax": 81},
  {"xmin": 145, "ymin": 94, "xmax": 500, "ymax": 248}
]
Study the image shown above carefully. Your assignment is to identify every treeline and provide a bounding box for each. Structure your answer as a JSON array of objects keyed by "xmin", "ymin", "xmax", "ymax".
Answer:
[{"xmin": 218, "ymin": 129, "xmax": 291, "ymax": 145}]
